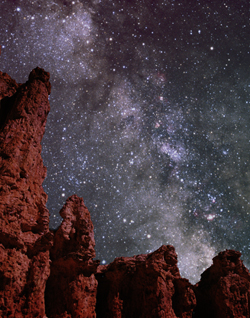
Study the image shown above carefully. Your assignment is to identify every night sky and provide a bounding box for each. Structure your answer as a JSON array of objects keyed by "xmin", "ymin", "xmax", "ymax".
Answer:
[{"xmin": 1, "ymin": 0, "xmax": 250, "ymax": 283}]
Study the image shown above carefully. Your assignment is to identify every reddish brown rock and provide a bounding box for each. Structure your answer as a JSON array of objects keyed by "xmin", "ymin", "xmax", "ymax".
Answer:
[
  {"xmin": 45, "ymin": 195, "xmax": 99, "ymax": 318},
  {"xmin": 0, "ymin": 71, "xmax": 20, "ymax": 100},
  {"xmin": 0, "ymin": 67, "xmax": 52, "ymax": 317},
  {"xmin": 194, "ymin": 249, "xmax": 250, "ymax": 318},
  {"xmin": 96, "ymin": 245, "xmax": 196, "ymax": 318},
  {"xmin": 0, "ymin": 72, "xmax": 21, "ymax": 131},
  {"xmin": 50, "ymin": 195, "xmax": 96, "ymax": 261}
]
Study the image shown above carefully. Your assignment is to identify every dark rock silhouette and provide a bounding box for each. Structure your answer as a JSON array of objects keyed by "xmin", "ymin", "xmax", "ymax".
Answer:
[
  {"xmin": 0, "ymin": 68, "xmax": 250, "ymax": 317},
  {"xmin": 194, "ymin": 249, "xmax": 250, "ymax": 318}
]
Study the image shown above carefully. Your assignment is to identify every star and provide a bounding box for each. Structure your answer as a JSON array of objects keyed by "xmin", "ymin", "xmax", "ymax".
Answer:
[{"xmin": 1, "ymin": 0, "xmax": 250, "ymax": 284}]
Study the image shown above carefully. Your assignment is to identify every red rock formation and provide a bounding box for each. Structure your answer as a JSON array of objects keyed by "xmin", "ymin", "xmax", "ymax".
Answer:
[
  {"xmin": 0, "ymin": 71, "xmax": 20, "ymax": 100},
  {"xmin": 45, "ymin": 195, "xmax": 99, "ymax": 318},
  {"xmin": 0, "ymin": 67, "xmax": 52, "ymax": 317},
  {"xmin": 2, "ymin": 68, "xmax": 250, "ymax": 318},
  {"xmin": 194, "ymin": 249, "xmax": 250, "ymax": 318},
  {"xmin": 96, "ymin": 245, "xmax": 196, "ymax": 318}
]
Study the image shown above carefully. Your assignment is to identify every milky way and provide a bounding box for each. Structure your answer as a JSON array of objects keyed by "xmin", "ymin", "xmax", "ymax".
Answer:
[{"xmin": 1, "ymin": 0, "xmax": 250, "ymax": 283}]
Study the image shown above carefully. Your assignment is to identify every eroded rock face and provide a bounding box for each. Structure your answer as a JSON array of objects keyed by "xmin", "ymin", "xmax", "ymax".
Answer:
[
  {"xmin": 0, "ymin": 67, "xmax": 52, "ymax": 317},
  {"xmin": 0, "ymin": 71, "xmax": 20, "ymax": 100},
  {"xmin": 50, "ymin": 194, "xmax": 96, "ymax": 262},
  {"xmin": 194, "ymin": 249, "xmax": 250, "ymax": 318},
  {"xmin": 96, "ymin": 245, "xmax": 196, "ymax": 318},
  {"xmin": 45, "ymin": 195, "xmax": 99, "ymax": 318}
]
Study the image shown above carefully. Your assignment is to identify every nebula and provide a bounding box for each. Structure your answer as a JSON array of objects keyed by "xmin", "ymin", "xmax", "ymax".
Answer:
[{"xmin": 1, "ymin": 0, "xmax": 250, "ymax": 283}]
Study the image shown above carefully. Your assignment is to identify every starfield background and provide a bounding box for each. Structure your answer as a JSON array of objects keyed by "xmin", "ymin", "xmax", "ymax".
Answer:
[{"xmin": 1, "ymin": 0, "xmax": 250, "ymax": 283}]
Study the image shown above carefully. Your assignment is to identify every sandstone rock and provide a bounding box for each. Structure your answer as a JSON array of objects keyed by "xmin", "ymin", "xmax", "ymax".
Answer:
[
  {"xmin": 46, "ymin": 195, "xmax": 99, "ymax": 318},
  {"xmin": 194, "ymin": 249, "xmax": 250, "ymax": 318},
  {"xmin": 50, "ymin": 195, "xmax": 96, "ymax": 261},
  {"xmin": 0, "ymin": 67, "xmax": 52, "ymax": 317},
  {"xmin": 95, "ymin": 245, "xmax": 196, "ymax": 318},
  {"xmin": 0, "ymin": 71, "xmax": 20, "ymax": 100}
]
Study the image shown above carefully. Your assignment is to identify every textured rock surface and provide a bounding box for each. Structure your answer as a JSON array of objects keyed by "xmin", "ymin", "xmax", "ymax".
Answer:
[
  {"xmin": 1, "ymin": 68, "xmax": 250, "ymax": 318},
  {"xmin": 45, "ymin": 195, "xmax": 99, "ymax": 318},
  {"xmin": 194, "ymin": 249, "xmax": 250, "ymax": 318},
  {"xmin": 0, "ymin": 67, "xmax": 52, "ymax": 317},
  {"xmin": 96, "ymin": 245, "xmax": 196, "ymax": 318},
  {"xmin": 50, "ymin": 194, "xmax": 96, "ymax": 261},
  {"xmin": 0, "ymin": 71, "xmax": 20, "ymax": 100}
]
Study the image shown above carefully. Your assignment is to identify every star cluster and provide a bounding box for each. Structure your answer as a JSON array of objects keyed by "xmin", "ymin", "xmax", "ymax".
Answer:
[{"xmin": 1, "ymin": 0, "xmax": 250, "ymax": 283}]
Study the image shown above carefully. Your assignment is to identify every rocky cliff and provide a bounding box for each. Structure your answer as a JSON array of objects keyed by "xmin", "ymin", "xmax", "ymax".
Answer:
[
  {"xmin": 0, "ymin": 68, "xmax": 250, "ymax": 318},
  {"xmin": 0, "ymin": 67, "xmax": 52, "ymax": 318}
]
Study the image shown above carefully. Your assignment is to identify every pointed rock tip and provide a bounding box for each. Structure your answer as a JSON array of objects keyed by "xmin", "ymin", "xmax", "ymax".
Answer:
[{"xmin": 28, "ymin": 67, "xmax": 51, "ymax": 94}]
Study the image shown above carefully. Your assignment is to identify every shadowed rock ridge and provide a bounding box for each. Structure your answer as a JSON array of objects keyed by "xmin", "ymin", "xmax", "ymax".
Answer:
[{"xmin": 0, "ymin": 68, "xmax": 250, "ymax": 317}]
